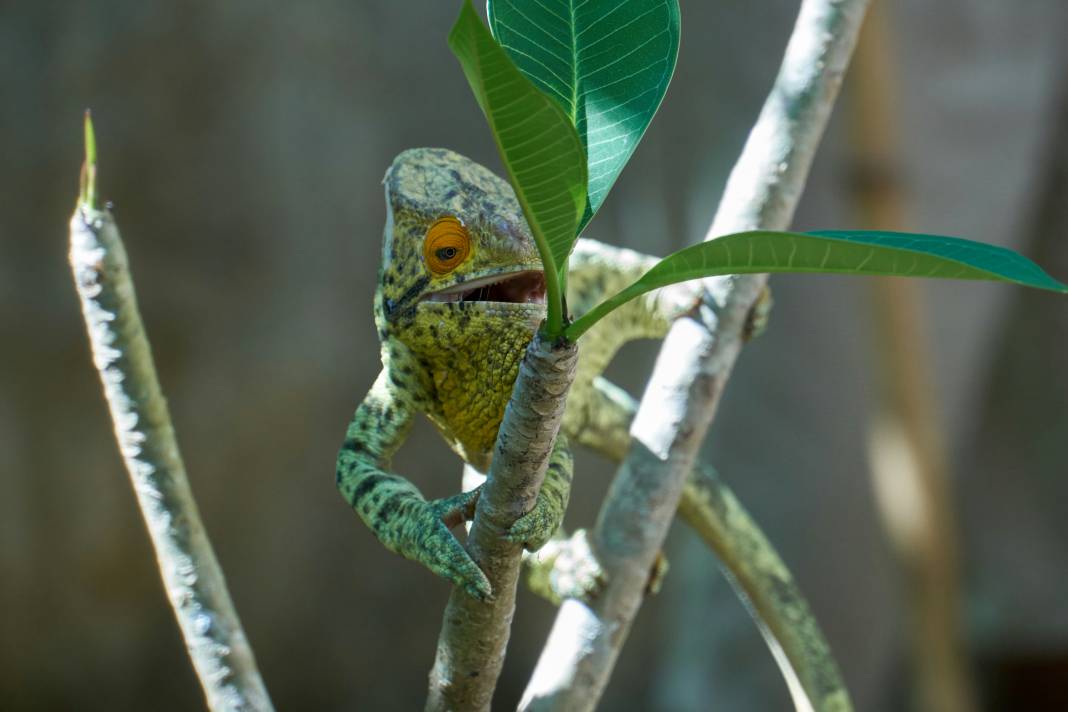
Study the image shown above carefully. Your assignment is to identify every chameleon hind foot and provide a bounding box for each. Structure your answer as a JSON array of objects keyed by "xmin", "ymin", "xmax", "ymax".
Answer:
[
  {"xmin": 524, "ymin": 529, "xmax": 606, "ymax": 606},
  {"xmin": 523, "ymin": 530, "xmax": 668, "ymax": 605}
]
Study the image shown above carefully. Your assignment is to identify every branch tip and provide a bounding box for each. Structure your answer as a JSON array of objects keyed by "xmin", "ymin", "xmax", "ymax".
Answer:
[{"xmin": 80, "ymin": 110, "xmax": 98, "ymax": 210}]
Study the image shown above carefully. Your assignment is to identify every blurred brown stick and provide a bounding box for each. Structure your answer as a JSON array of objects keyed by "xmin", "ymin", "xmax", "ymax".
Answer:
[
  {"xmin": 846, "ymin": 7, "xmax": 977, "ymax": 711},
  {"xmin": 69, "ymin": 115, "xmax": 274, "ymax": 712}
]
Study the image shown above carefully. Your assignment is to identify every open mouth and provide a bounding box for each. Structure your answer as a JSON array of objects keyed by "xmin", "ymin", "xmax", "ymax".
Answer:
[{"xmin": 423, "ymin": 270, "xmax": 547, "ymax": 305}]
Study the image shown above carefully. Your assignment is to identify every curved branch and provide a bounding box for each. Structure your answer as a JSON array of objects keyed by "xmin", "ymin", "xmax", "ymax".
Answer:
[
  {"xmin": 679, "ymin": 467, "xmax": 851, "ymax": 712},
  {"xmin": 520, "ymin": 0, "xmax": 872, "ymax": 708},
  {"xmin": 576, "ymin": 378, "xmax": 850, "ymax": 711}
]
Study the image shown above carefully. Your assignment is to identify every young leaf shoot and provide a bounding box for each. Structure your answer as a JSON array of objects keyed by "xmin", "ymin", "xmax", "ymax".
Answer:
[
  {"xmin": 449, "ymin": 0, "xmax": 588, "ymax": 336},
  {"xmin": 488, "ymin": 0, "xmax": 681, "ymax": 234}
]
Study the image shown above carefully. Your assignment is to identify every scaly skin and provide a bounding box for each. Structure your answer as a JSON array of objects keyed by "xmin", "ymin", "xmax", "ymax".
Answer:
[{"xmin": 337, "ymin": 148, "xmax": 702, "ymax": 598}]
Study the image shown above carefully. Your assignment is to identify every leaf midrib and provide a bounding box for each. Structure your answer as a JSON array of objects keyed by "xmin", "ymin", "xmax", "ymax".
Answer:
[{"xmin": 569, "ymin": 0, "xmax": 579, "ymax": 125}]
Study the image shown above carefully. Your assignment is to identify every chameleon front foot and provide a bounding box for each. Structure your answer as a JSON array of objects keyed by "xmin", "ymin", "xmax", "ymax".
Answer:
[
  {"xmin": 379, "ymin": 491, "xmax": 491, "ymax": 601},
  {"xmin": 505, "ymin": 495, "xmax": 565, "ymax": 552},
  {"xmin": 505, "ymin": 436, "xmax": 573, "ymax": 552}
]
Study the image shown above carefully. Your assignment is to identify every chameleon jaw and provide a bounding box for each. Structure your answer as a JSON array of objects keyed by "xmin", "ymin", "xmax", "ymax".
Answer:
[{"xmin": 423, "ymin": 269, "xmax": 547, "ymax": 306}]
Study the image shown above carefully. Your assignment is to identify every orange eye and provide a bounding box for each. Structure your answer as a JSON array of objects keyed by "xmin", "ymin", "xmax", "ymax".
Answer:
[{"xmin": 424, "ymin": 216, "xmax": 471, "ymax": 275}]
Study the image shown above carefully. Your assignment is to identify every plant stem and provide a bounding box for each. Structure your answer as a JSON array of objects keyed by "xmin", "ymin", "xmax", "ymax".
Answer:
[
  {"xmin": 69, "ymin": 123, "xmax": 273, "ymax": 712},
  {"xmin": 426, "ymin": 332, "xmax": 578, "ymax": 712},
  {"xmin": 80, "ymin": 111, "xmax": 98, "ymax": 209},
  {"xmin": 520, "ymin": 0, "xmax": 872, "ymax": 708},
  {"xmin": 540, "ymin": 254, "xmax": 565, "ymax": 337}
]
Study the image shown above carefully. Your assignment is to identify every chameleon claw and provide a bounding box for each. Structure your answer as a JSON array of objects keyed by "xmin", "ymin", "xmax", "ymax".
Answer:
[
  {"xmin": 465, "ymin": 579, "xmax": 494, "ymax": 602},
  {"xmin": 430, "ymin": 486, "xmax": 482, "ymax": 529},
  {"xmin": 416, "ymin": 518, "xmax": 492, "ymax": 600},
  {"xmin": 506, "ymin": 502, "xmax": 560, "ymax": 552},
  {"xmin": 369, "ymin": 493, "xmax": 492, "ymax": 600},
  {"xmin": 448, "ymin": 553, "xmax": 493, "ymax": 602},
  {"xmin": 420, "ymin": 491, "xmax": 493, "ymax": 599}
]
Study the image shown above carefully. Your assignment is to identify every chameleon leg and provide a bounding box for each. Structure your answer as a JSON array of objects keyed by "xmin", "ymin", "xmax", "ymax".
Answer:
[
  {"xmin": 462, "ymin": 462, "xmax": 606, "ymax": 605},
  {"xmin": 504, "ymin": 435, "xmax": 573, "ymax": 552},
  {"xmin": 337, "ymin": 371, "xmax": 491, "ymax": 600}
]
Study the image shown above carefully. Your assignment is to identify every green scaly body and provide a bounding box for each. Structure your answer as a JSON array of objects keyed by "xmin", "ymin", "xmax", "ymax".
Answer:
[{"xmin": 337, "ymin": 148, "xmax": 701, "ymax": 598}]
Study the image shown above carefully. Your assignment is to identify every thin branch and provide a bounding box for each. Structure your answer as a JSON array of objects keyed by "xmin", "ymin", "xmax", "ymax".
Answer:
[
  {"xmin": 679, "ymin": 467, "xmax": 851, "ymax": 712},
  {"xmin": 576, "ymin": 378, "xmax": 850, "ymax": 711},
  {"xmin": 520, "ymin": 0, "xmax": 872, "ymax": 708},
  {"xmin": 69, "ymin": 116, "xmax": 274, "ymax": 712},
  {"xmin": 426, "ymin": 332, "xmax": 578, "ymax": 712}
]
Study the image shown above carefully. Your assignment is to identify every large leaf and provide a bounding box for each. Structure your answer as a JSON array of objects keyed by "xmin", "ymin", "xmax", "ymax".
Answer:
[
  {"xmin": 449, "ymin": 0, "xmax": 588, "ymax": 333},
  {"xmin": 566, "ymin": 230, "xmax": 1068, "ymax": 340},
  {"xmin": 488, "ymin": 0, "xmax": 680, "ymax": 234}
]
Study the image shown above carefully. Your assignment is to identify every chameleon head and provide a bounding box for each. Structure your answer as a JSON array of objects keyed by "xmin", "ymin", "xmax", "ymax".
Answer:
[
  {"xmin": 375, "ymin": 147, "xmax": 547, "ymax": 342},
  {"xmin": 374, "ymin": 148, "xmax": 550, "ymax": 463}
]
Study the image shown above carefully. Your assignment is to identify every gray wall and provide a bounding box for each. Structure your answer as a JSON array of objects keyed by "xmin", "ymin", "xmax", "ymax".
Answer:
[{"xmin": 2, "ymin": 1, "xmax": 1065, "ymax": 709}]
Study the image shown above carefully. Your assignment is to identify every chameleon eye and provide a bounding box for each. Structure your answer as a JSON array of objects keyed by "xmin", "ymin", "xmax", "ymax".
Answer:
[{"xmin": 424, "ymin": 216, "xmax": 470, "ymax": 275}]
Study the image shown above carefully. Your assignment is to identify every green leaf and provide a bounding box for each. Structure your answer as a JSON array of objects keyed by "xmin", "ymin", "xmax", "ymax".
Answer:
[
  {"xmin": 565, "ymin": 229, "xmax": 1068, "ymax": 340},
  {"xmin": 488, "ymin": 0, "xmax": 680, "ymax": 233},
  {"xmin": 449, "ymin": 0, "xmax": 588, "ymax": 334}
]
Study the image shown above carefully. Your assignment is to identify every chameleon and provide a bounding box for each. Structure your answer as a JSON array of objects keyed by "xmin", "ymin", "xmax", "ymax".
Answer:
[{"xmin": 337, "ymin": 147, "xmax": 728, "ymax": 601}]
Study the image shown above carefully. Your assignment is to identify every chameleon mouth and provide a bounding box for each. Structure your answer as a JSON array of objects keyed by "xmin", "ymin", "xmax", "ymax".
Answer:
[{"xmin": 423, "ymin": 270, "xmax": 547, "ymax": 305}]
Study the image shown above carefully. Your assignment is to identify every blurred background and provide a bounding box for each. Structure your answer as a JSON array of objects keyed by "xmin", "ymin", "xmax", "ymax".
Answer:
[{"xmin": 3, "ymin": 1, "xmax": 1067, "ymax": 709}]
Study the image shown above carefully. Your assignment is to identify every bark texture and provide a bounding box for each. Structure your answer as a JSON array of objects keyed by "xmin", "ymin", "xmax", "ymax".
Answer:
[
  {"xmin": 521, "ymin": 0, "xmax": 872, "ymax": 708},
  {"xmin": 426, "ymin": 332, "xmax": 578, "ymax": 712},
  {"xmin": 69, "ymin": 204, "xmax": 274, "ymax": 712}
]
